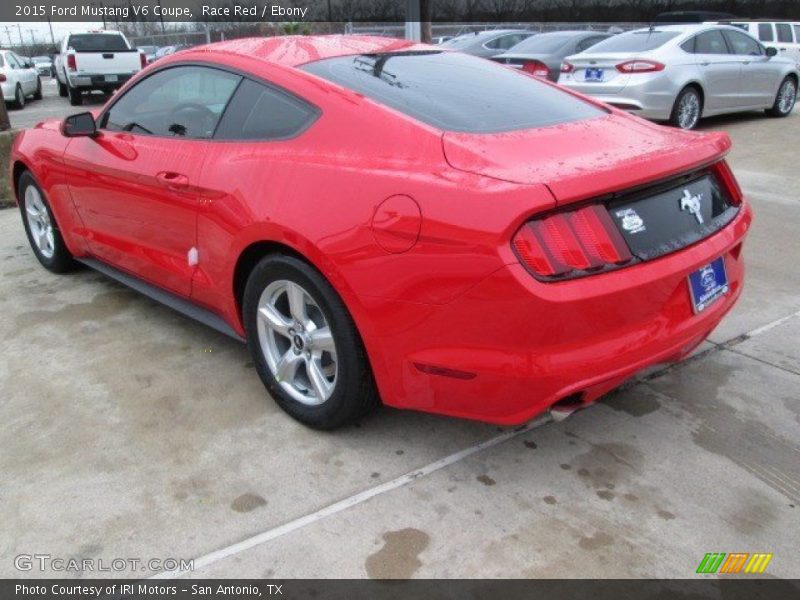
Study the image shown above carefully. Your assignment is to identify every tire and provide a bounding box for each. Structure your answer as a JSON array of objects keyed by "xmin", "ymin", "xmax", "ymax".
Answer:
[
  {"xmin": 766, "ymin": 77, "xmax": 797, "ymax": 118},
  {"xmin": 243, "ymin": 254, "xmax": 379, "ymax": 429},
  {"xmin": 67, "ymin": 84, "xmax": 83, "ymax": 106},
  {"xmin": 12, "ymin": 84, "xmax": 25, "ymax": 109},
  {"xmin": 58, "ymin": 81, "xmax": 68, "ymax": 97},
  {"xmin": 33, "ymin": 77, "xmax": 42, "ymax": 100},
  {"xmin": 18, "ymin": 172, "xmax": 79, "ymax": 273},
  {"xmin": 669, "ymin": 86, "xmax": 702, "ymax": 130}
]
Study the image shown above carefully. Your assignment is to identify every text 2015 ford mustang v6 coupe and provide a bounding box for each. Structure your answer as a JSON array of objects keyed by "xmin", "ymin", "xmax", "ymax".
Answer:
[{"xmin": 11, "ymin": 36, "xmax": 751, "ymax": 429}]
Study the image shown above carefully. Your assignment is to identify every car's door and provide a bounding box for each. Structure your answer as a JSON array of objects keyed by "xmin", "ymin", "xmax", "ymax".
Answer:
[
  {"xmin": 773, "ymin": 23, "xmax": 798, "ymax": 61},
  {"xmin": 62, "ymin": 65, "xmax": 242, "ymax": 296},
  {"xmin": 722, "ymin": 29, "xmax": 775, "ymax": 107},
  {"xmin": 690, "ymin": 29, "xmax": 742, "ymax": 110},
  {"xmin": 10, "ymin": 52, "xmax": 37, "ymax": 94}
]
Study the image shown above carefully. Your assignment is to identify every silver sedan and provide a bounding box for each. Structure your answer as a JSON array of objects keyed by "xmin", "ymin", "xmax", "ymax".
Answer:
[{"xmin": 558, "ymin": 24, "xmax": 799, "ymax": 129}]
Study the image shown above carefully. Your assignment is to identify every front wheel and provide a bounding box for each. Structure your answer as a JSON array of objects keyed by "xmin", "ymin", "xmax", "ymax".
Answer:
[
  {"xmin": 243, "ymin": 254, "xmax": 379, "ymax": 429},
  {"xmin": 18, "ymin": 172, "xmax": 78, "ymax": 273},
  {"xmin": 766, "ymin": 77, "xmax": 797, "ymax": 118},
  {"xmin": 669, "ymin": 86, "xmax": 702, "ymax": 130},
  {"xmin": 67, "ymin": 84, "xmax": 83, "ymax": 106}
]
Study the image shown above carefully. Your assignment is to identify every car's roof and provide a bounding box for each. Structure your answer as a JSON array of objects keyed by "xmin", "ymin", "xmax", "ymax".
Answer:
[
  {"xmin": 67, "ymin": 29, "xmax": 126, "ymax": 35},
  {"xmin": 187, "ymin": 35, "xmax": 433, "ymax": 68},
  {"xmin": 626, "ymin": 23, "xmax": 746, "ymax": 36}
]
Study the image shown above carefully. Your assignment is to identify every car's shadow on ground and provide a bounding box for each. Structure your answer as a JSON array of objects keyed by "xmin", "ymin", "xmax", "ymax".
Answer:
[{"xmin": 696, "ymin": 108, "xmax": 795, "ymax": 130}]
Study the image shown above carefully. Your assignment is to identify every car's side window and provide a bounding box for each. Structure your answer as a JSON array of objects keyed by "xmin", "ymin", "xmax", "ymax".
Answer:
[
  {"xmin": 794, "ymin": 25, "xmax": 800, "ymax": 42},
  {"xmin": 723, "ymin": 30, "xmax": 764, "ymax": 56},
  {"xmin": 758, "ymin": 23, "xmax": 775, "ymax": 42},
  {"xmin": 776, "ymin": 23, "xmax": 794, "ymax": 43},
  {"xmin": 6, "ymin": 53, "xmax": 19, "ymax": 68},
  {"xmin": 214, "ymin": 78, "xmax": 319, "ymax": 141},
  {"xmin": 680, "ymin": 36, "xmax": 696, "ymax": 53},
  {"xmin": 102, "ymin": 66, "xmax": 241, "ymax": 139},
  {"xmin": 694, "ymin": 30, "xmax": 730, "ymax": 54}
]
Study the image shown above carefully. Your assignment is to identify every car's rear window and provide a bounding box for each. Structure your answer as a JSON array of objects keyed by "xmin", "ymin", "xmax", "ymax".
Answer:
[
  {"xmin": 586, "ymin": 30, "xmax": 680, "ymax": 53},
  {"xmin": 67, "ymin": 34, "xmax": 129, "ymax": 52},
  {"xmin": 505, "ymin": 33, "xmax": 575, "ymax": 54},
  {"xmin": 300, "ymin": 51, "xmax": 604, "ymax": 133}
]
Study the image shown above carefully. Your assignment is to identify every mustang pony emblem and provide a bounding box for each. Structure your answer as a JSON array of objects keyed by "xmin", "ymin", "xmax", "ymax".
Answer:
[{"xmin": 680, "ymin": 189, "xmax": 704, "ymax": 224}]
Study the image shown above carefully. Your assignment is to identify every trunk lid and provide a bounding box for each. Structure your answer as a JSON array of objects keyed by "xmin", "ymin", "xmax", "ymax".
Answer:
[
  {"xmin": 560, "ymin": 52, "xmax": 640, "ymax": 93},
  {"xmin": 442, "ymin": 113, "xmax": 732, "ymax": 205}
]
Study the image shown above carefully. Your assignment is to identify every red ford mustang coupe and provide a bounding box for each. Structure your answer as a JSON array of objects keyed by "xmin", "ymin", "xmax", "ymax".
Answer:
[{"xmin": 11, "ymin": 36, "xmax": 751, "ymax": 429}]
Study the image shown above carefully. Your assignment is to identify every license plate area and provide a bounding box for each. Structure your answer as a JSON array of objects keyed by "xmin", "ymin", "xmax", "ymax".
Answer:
[
  {"xmin": 688, "ymin": 257, "xmax": 729, "ymax": 313},
  {"xmin": 584, "ymin": 68, "xmax": 604, "ymax": 82}
]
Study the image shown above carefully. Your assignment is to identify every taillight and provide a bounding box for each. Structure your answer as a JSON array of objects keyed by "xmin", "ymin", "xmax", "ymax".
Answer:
[
  {"xmin": 521, "ymin": 60, "xmax": 550, "ymax": 78},
  {"xmin": 560, "ymin": 61, "xmax": 574, "ymax": 74},
  {"xmin": 0, "ymin": 74, "xmax": 6, "ymax": 82},
  {"xmin": 712, "ymin": 160, "xmax": 743, "ymax": 205},
  {"xmin": 616, "ymin": 60, "xmax": 665, "ymax": 73},
  {"xmin": 66, "ymin": 54, "xmax": 77, "ymax": 71},
  {"xmin": 512, "ymin": 205, "xmax": 632, "ymax": 280},
  {"xmin": 140, "ymin": 52, "xmax": 147, "ymax": 69}
]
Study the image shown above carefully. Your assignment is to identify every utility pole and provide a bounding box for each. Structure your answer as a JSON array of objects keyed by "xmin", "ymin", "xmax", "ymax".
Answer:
[
  {"xmin": 3, "ymin": 26, "xmax": 13, "ymax": 48},
  {"xmin": 157, "ymin": 0, "xmax": 165, "ymax": 34},
  {"xmin": 47, "ymin": 14, "xmax": 56, "ymax": 47},
  {"xmin": 16, "ymin": 24, "xmax": 24, "ymax": 52}
]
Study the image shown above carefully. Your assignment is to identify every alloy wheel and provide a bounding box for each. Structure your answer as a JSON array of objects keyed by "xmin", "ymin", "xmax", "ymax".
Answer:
[
  {"xmin": 24, "ymin": 185, "xmax": 54, "ymax": 259},
  {"xmin": 256, "ymin": 279, "xmax": 338, "ymax": 406},
  {"xmin": 778, "ymin": 79, "xmax": 797, "ymax": 115},
  {"xmin": 678, "ymin": 91, "xmax": 700, "ymax": 129}
]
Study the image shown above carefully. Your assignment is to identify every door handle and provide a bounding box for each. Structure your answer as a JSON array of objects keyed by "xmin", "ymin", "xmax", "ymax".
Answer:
[
  {"xmin": 699, "ymin": 61, "xmax": 710, "ymax": 66},
  {"xmin": 155, "ymin": 171, "xmax": 189, "ymax": 189}
]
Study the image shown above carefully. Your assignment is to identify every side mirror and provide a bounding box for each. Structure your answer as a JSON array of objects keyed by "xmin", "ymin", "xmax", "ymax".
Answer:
[
  {"xmin": 61, "ymin": 112, "xmax": 97, "ymax": 137},
  {"xmin": 24, "ymin": 61, "xmax": 33, "ymax": 69},
  {"xmin": 766, "ymin": 46, "xmax": 778, "ymax": 57}
]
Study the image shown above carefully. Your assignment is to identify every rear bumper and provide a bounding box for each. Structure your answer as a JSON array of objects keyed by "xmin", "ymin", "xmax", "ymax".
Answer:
[
  {"xmin": 67, "ymin": 73, "xmax": 133, "ymax": 90},
  {"xmin": 561, "ymin": 73, "xmax": 677, "ymax": 121},
  {"xmin": 364, "ymin": 202, "xmax": 752, "ymax": 425}
]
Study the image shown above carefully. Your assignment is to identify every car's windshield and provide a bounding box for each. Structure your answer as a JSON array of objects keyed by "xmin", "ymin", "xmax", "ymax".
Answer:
[
  {"xmin": 67, "ymin": 33, "xmax": 129, "ymax": 52},
  {"xmin": 506, "ymin": 33, "xmax": 576, "ymax": 54},
  {"xmin": 138, "ymin": 46, "xmax": 156, "ymax": 54},
  {"xmin": 301, "ymin": 51, "xmax": 604, "ymax": 133},
  {"xmin": 586, "ymin": 30, "xmax": 680, "ymax": 52}
]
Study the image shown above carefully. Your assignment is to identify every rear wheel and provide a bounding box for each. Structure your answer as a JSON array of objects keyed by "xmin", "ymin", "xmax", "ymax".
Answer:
[
  {"xmin": 58, "ymin": 81, "xmax": 68, "ymax": 97},
  {"xmin": 33, "ymin": 76, "xmax": 42, "ymax": 100},
  {"xmin": 67, "ymin": 84, "xmax": 83, "ymax": 106},
  {"xmin": 18, "ymin": 172, "xmax": 78, "ymax": 273},
  {"xmin": 669, "ymin": 86, "xmax": 702, "ymax": 130},
  {"xmin": 243, "ymin": 254, "xmax": 378, "ymax": 429},
  {"xmin": 766, "ymin": 77, "xmax": 797, "ymax": 117}
]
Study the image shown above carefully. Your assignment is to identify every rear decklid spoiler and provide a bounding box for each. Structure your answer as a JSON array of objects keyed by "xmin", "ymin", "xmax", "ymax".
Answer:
[{"xmin": 442, "ymin": 113, "xmax": 731, "ymax": 205}]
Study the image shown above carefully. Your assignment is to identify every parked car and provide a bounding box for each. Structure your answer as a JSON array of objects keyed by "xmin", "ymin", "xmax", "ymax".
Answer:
[
  {"xmin": 722, "ymin": 20, "xmax": 800, "ymax": 62},
  {"xmin": 432, "ymin": 36, "xmax": 453, "ymax": 44},
  {"xmin": 0, "ymin": 49, "xmax": 41, "ymax": 109},
  {"xmin": 153, "ymin": 44, "xmax": 192, "ymax": 61},
  {"xmin": 31, "ymin": 55, "xmax": 54, "ymax": 77},
  {"xmin": 440, "ymin": 29, "xmax": 534, "ymax": 57},
  {"xmin": 55, "ymin": 29, "xmax": 145, "ymax": 106},
  {"xmin": 559, "ymin": 24, "xmax": 798, "ymax": 129},
  {"xmin": 136, "ymin": 45, "xmax": 158, "ymax": 65},
  {"xmin": 492, "ymin": 30, "xmax": 614, "ymax": 81},
  {"xmin": 12, "ymin": 36, "xmax": 751, "ymax": 429}
]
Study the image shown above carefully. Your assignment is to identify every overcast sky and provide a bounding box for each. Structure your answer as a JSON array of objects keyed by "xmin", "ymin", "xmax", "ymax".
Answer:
[{"xmin": 0, "ymin": 22, "xmax": 104, "ymax": 47}]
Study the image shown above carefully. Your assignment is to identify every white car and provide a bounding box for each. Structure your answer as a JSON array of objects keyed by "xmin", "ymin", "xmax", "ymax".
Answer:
[{"xmin": 1, "ymin": 49, "xmax": 41, "ymax": 109}]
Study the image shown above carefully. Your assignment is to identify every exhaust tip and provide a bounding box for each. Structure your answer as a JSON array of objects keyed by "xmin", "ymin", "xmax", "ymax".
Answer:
[{"xmin": 549, "ymin": 393, "xmax": 585, "ymax": 422}]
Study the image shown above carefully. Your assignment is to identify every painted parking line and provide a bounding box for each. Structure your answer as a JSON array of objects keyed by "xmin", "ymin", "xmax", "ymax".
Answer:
[
  {"xmin": 149, "ymin": 307, "xmax": 800, "ymax": 579},
  {"xmin": 150, "ymin": 416, "xmax": 551, "ymax": 578}
]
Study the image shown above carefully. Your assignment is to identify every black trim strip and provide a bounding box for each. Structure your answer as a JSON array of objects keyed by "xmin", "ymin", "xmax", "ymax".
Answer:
[{"xmin": 77, "ymin": 258, "xmax": 245, "ymax": 343}]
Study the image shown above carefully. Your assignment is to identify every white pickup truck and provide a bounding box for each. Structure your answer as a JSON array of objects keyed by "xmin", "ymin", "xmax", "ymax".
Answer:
[{"xmin": 55, "ymin": 30, "xmax": 145, "ymax": 106}]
